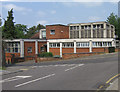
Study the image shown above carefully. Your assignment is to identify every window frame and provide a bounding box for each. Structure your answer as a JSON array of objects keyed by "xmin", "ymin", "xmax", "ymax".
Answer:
[
  {"xmin": 27, "ymin": 47, "xmax": 32, "ymax": 53},
  {"xmin": 50, "ymin": 30, "xmax": 55, "ymax": 35}
]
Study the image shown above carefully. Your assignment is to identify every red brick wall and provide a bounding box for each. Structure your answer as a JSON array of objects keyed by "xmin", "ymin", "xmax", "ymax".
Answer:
[
  {"xmin": 76, "ymin": 48, "xmax": 89, "ymax": 53},
  {"xmin": 92, "ymin": 48, "xmax": 108, "ymax": 53},
  {"xmin": 46, "ymin": 25, "xmax": 69, "ymax": 39},
  {"xmin": 62, "ymin": 48, "xmax": 74, "ymax": 53},
  {"xmin": 38, "ymin": 42, "xmax": 47, "ymax": 54},
  {"xmin": 62, "ymin": 53, "xmax": 102, "ymax": 59},
  {"xmin": 5, "ymin": 53, "xmax": 20, "ymax": 63},
  {"xmin": 24, "ymin": 42, "xmax": 35, "ymax": 57},
  {"xmin": 49, "ymin": 48, "xmax": 60, "ymax": 56}
]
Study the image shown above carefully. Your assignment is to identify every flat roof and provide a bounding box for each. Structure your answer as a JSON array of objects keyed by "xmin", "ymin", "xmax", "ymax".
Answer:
[
  {"xmin": 46, "ymin": 24, "xmax": 68, "ymax": 26},
  {"xmin": 68, "ymin": 21, "xmax": 107, "ymax": 25}
]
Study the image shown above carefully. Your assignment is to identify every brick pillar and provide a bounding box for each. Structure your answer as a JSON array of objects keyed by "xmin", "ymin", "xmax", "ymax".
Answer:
[
  {"xmin": 60, "ymin": 42, "xmax": 62, "ymax": 57},
  {"xmin": 20, "ymin": 39, "xmax": 24, "ymax": 57}
]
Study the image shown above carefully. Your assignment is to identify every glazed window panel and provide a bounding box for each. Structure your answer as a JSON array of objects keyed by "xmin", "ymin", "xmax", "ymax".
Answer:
[
  {"xmin": 27, "ymin": 47, "xmax": 32, "ymax": 53},
  {"xmin": 49, "ymin": 43, "xmax": 60, "ymax": 48},
  {"xmin": 6, "ymin": 42, "xmax": 20, "ymax": 53},
  {"xmin": 76, "ymin": 42, "xmax": 89, "ymax": 47},
  {"xmin": 50, "ymin": 30, "xmax": 55, "ymax": 35},
  {"xmin": 62, "ymin": 42, "xmax": 74, "ymax": 48},
  {"xmin": 92, "ymin": 42, "xmax": 112, "ymax": 47}
]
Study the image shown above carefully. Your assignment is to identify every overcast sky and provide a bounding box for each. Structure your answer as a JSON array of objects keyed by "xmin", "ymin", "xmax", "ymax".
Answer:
[{"xmin": 1, "ymin": 1, "xmax": 118, "ymax": 28}]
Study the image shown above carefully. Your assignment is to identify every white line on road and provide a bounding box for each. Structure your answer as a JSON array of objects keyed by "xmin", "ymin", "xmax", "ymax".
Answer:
[
  {"xmin": 65, "ymin": 64, "xmax": 84, "ymax": 72},
  {"xmin": 0, "ymin": 76, "xmax": 31, "ymax": 83},
  {"xmin": 15, "ymin": 73, "xmax": 55, "ymax": 88}
]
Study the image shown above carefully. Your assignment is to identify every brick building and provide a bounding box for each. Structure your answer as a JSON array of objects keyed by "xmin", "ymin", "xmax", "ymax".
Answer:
[{"xmin": 4, "ymin": 21, "xmax": 118, "ymax": 63}]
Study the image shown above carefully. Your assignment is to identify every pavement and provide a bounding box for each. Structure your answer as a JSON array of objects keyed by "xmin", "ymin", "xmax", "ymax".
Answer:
[{"xmin": 0, "ymin": 52, "xmax": 119, "ymax": 90}]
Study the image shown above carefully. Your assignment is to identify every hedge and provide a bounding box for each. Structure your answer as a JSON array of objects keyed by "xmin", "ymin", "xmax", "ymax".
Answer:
[{"xmin": 38, "ymin": 52, "xmax": 53, "ymax": 57}]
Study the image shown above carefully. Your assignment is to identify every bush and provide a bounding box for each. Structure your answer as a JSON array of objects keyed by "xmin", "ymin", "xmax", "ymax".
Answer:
[
  {"xmin": 38, "ymin": 52, "xmax": 53, "ymax": 57},
  {"xmin": 108, "ymin": 47, "xmax": 115, "ymax": 53}
]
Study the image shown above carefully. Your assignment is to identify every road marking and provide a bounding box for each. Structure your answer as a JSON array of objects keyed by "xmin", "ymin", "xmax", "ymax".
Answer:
[
  {"xmin": 38, "ymin": 64, "xmax": 76, "ymax": 68},
  {"xmin": 65, "ymin": 64, "xmax": 84, "ymax": 72},
  {"xmin": 20, "ymin": 69, "xmax": 28, "ymax": 71},
  {"xmin": 0, "ymin": 76, "xmax": 31, "ymax": 83},
  {"xmin": 106, "ymin": 73, "xmax": 120, "ymax": 84},
  {"xmin": 15, "ymin": 73, "xmax": 55, "ymax": 88}
]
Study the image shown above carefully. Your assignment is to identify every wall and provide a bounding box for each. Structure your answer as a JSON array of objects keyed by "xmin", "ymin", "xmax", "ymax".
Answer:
[
  {"xmin": 62, "ymin": 48, "xmax": 74, "ymax": 53},
  {"xmin": 5, "ymin": 53, "xmax": 20, "ymax": 64},
  {"xmin": 76, "ymin": 48, "xmax": 89, "ymax": 53},
  {"xmin": 24, "ymin": 42, "xmax": 35, "ymax": 60},
  {"xmin": 49, "ymin": 48, "xmax": 60, "ymax": 56},
  {"xmin": 46, "ymin": 25, "xmax": 69, "ymax": 39},
  {"xmin": 92, "ymin": 48, "xmax": 108, "ymax": 53},
  {"xmin": 62, "ymin": 52, "xmax": 104, "ymax": 59},
  {"xmin": 38, "ymin": 42, "xmax": 47, "ymax": 54}
]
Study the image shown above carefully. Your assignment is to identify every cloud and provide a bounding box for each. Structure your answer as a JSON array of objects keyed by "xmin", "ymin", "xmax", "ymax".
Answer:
[
  {"xmin": 36, "ymin": 20, "xmax": 48, "ymax": 25},
  {"xmin": 51, "ymin": 10, "xmax": 56, "ymax": 14},
  {"xmin": 62, "ymin": 2, "xmax": 103, "ymax": 7},
  {"xmin": 37, "ymin": 11, "xmax": 46, "ymax": 17},
  {"xmin": 88, "ymin": 16, "xmax": 101, "ymax": 21},
  {"xmin": 3, "ymin": 4, "xmax": 32, "ymax": 12}
]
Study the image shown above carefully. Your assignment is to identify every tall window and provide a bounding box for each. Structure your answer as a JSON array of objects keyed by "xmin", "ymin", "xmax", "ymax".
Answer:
[
  {"xmin": 42, "ymin": 31, "xmax": 46, "ymax": 39},
  {"xmin": 6, "ymin": 42, "xmax": 20, "ymax": 53},
  {"xmin": 40, "ymin": 47, "xmax": 44, "ymax": 52},
  {"xmin": 50, "ymin": 30, "xmax": 55, "ymax": 35}
]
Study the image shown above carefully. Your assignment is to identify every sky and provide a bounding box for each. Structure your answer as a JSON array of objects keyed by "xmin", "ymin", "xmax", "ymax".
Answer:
[{"xmin": 1, "ymin": 1, "xmax": 118, "ymax": 28}]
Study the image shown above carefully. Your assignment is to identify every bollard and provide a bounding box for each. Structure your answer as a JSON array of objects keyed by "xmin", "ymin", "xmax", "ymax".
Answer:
[{"xmin": 35, "ymin": 55, "xmax": 38, "ymax": 63}]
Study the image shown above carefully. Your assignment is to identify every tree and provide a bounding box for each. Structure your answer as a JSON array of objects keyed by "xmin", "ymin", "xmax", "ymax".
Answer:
[
  {"xmin": 25, "ymin": 24, "xmax": 45, "ymax": 38},
  {"xmin": 15, "ymin": 24, "xmax": 28, "ymax": 39},
  {"xmin": 2, "ymin": 9, "xmax": 16, "ymax": 39},
  {"xmin": 0, "ymin": 18, "xmax": 2, "ymax": 26},
  {"xmin": 107, "ymin": 12, "xmax": 120, "ymax": 39}
]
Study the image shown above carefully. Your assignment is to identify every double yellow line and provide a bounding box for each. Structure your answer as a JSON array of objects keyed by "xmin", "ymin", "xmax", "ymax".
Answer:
[
  {"xmin": 106, "ymin": 73, "xmax": 120, "ymax": 84},
  {"xmin": 97, "ymin": 73, "xmax": 120, "ymax": 91}
]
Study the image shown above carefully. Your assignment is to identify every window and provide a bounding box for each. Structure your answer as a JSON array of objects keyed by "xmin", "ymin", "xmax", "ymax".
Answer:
[
  {"xmin": 6, "ymin": 42, "xmax": 20, "ymax": 53},
  {"xmin": 49, "ymin": 43, "xmax": 60, "ymax": 48},
  {"xmin": 81, "ymin": 26, "xmax": 84, "ymax": 29},
  {"xmin": 41, "ymin": 47, "xmax": 44, "ymax": 52},
  {"xmin": 50, "ymin": 30, "xmax": 55, "ymax": 35},
  {"xmin": 76, "ymin": 42, "xmax": 89, "ymax": 47},
  {"xmin": 92, "ymin": 42, "xmax": 112, "ymax": 47},
  {"xmin": 62, "ymin": 42, "xmax": 74, "ymax": 48},
  {"xmin": 27, "ymin": 47, "xmax": 32, "ymax": 53},
  {"xmin": 70, "ymin": 26, "xmax": 73, "ymax": 30},
  {"xmin": 77, "ymin": 26, "xmax": 79, "ymax": 30},
  {"xmin": 42, "ymin": 31, "xmax": 46, "ymax": 39}
]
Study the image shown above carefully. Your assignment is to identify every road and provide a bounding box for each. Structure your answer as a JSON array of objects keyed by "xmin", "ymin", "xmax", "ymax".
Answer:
[{"xmin": 2, "ymin": 53, "xmax": 118, "ymax": 90}]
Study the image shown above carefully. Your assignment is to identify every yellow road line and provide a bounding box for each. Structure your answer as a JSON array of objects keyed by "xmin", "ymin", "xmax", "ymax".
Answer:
[
  {"xmin": 20, "ymin": 69, "xmax": 28, "ymax": 71},
  {"xmin": 106, "ymin": 73, "xmax": 120, "ymax": 84}
]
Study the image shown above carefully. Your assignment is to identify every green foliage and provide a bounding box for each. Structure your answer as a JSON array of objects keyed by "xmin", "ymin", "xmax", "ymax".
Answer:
[
  {"xmin": 2, "ymin": 9, "xmax": 16, "ymax": 39},
  {"xmin": 25, "ymin": 24, "xmax": 45, "ymax": 38},
  {"xmin": 38, "ymin": 52, "xmax": 53, "ymax": 57},
  {"xmin": 107, "ymin": 12, "xmax": 120, "ymax": 39},
  {"xmin": 108, "ymin": 47, "xmax": 115, "ymax": 53},
  {"xmin": 0, "ymin": 18, "xmax": 2, "ymax": 26},
  {"xmin": 15, "ymin": 24, "xmax": 28, "ymax": 39}
]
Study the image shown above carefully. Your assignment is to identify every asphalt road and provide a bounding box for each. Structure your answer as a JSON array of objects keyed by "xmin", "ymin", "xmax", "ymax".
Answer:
[{"xmin": 2, "ymin": 53, "xmax": 118, "ymax": 90}]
